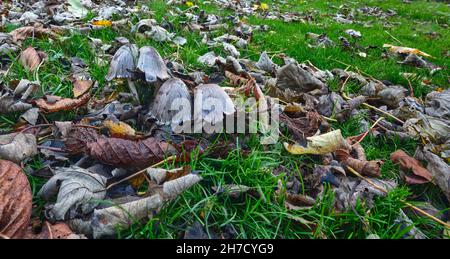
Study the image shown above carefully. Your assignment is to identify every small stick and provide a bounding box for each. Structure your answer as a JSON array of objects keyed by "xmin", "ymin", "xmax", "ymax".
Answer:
[
  {"xmin": 352, "ymin": 117, "xmax": 384, "ymax": 146},
  {"xmin": 403, "ymin": 75, "xmax": 415, "ymax": 97},
  {"xmin": 20, "ymin": 124, "xmax": 53, "ymax": 133},
  {"xmin": 346, "ymin": 166, "xmax": 450, "ymax": 229},
  {"xmin": 105, "ymin": 155, "xmax": 177, "ymax": 191},
  {"xmin": 37, "ymin": 145, "xmax": 65, "ymax": 152}
]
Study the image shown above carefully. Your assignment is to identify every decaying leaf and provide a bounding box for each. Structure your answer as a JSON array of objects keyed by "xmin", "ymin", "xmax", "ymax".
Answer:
[
  {"xmin": 26, "ymin": 221, "xmax": 85, "ymax": 239},
  {"xmin": 0, "ymin": 133, "xmax": 37, "ymax": 163},
  {"xmin": 284, "ymin": 130, "xmax": 350, "ymax": 155},
  {"xmin": 404, "ymin": 114, "xmax": 450, "ymax": 144},
  {"xmin": 103, "ymin": 119, "xmax": 136, "ymax": 139},
  {"xmin": 38, "ymin": 166, "xmax": 107, "ymax": 221},
  {"xmin": 415, "ymin": 148, "xmax": 450, "ymax": 201},
  {"xmin": 19, "ymin": 47, "xmax": 44, "ymax": 71},
  {"xmin": 64, "ymin": 126, "xmax": 178, "ymax": 168},
  {"xmin": 334, "ymin": 176, "xmax": 397, "ymax": 212},
  {"xmin": 0, "ymin": 93, "xmax": 32, "ymax": 114},
  {"xmin": 136, "ymin": 46, "xmax": 169, "ymax": 83},
  {"xmin": 90, "ymin": 194, "xmax": 163, "ymax": 239},
  {"xmin": 280, "ymin": 111, "xmax": 325, "ymax": 142},
  {"xmin": 10, "ymin": 26, "xmax": 56, "ymax": 43},
  {"xmin": 276, "ymin": 63, "xmax": 325, "ymax": 94},
  {"xmin": 0, "ymin": 160, "xmax": 32, "ymax": 238},
  {"xmin": 391, "ymin": 150, "xmax": 433, "ymax": 184},
  {"xmin": 383, "ymin": 44, "xmax": 433, "ymax": 58},
  {"xmin": 193, "ymin": 84, "xmax": 235, "ymax": 126},
  {"xmin": 34, "ymin": 93, "xmax": 90, "ymax": 113},
  {"xmin": 147, "ymin": 166, "xmax": 191, "ymax": 184},
  {"xmin": 425, "ymin": 90, "xmax": 450, "ymax": 120},
  {"xmin": 336, "ymin": 148, "xmax": 383, "ymax": 177},
  {"xmin": 72, "ymin": 80, "xmax": 93, "ymax": 98}
]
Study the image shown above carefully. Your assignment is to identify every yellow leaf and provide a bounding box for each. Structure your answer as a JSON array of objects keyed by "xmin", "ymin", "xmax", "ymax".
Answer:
[
  {"xmin": 284, "ymin": 130, "xmax": 350, "ymax": 155},
  {"xmin": 261, "ymin": 3, "xmax": 269, "ymax": 11},
  {"xmin": 103, "ymin": 119, "xmax": 136, "ymax": 139},
  {"xmin": 383, "ymin": 44, "xmax": 433, "ymax": 58},
  {"xmin": 92, "ymin": 20, "xmax": 112, "ymax": 27},
  {"xmin": 186, "ymin": 1, "xmax": 194, "ymax": 7}
]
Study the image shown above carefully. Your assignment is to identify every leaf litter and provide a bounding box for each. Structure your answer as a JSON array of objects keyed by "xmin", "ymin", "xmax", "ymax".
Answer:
[{"xmin": 0, "ymin": 0, "xmax": 449, "ymax": 239}]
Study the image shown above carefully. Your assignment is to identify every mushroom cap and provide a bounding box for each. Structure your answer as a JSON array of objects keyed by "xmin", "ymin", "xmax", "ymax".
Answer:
[
  {"xmin": 106, "ymin": 44, "xmax": 139, "ymax": 81},
  {"xmin": 194, "ymin": 84, "xmax": 235, "ymax": 125},
  {"xmin": 149, "ymin": 78, "xmax": 192, "ymax": 126},
  {"xmin": 137, "ymin": 46, "xmax": 169, "ymax": 83}
]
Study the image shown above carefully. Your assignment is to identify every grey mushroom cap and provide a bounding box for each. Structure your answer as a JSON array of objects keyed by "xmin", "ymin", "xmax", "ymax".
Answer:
[
  {"xmin": 137, "ymin": 46, "xmax": 169, "ymax": 83},
  {"xmin": 194, "ymin": 84, "xmax": 235, "ymax": 125},
  {"xmin": 106, "ymin": 44, "xmax": 139, "ymax": 81},
  {"xmin": 149, "ymin": 78, "xmax": 192, "ymax": 126}
]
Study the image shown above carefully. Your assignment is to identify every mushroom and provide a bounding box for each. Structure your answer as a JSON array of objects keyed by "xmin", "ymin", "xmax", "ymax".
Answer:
[
  {"xmin": 193, "ymin": 84, "xmax": 235, "ymax": 127},
  {"xmin": 149, "ymin": 78, "xmax": 192, "ymax": 127},
  {"xmin": 137, "ymin": 46, "xmax": 169, "ymax": 86},
  {"xmin": 106, "ymin": 44, "xmax": 140, "ymax": 103}
]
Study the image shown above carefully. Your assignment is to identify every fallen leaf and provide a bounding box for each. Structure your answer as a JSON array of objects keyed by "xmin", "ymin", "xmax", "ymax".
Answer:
[
  {"xmin": 0, "ymin": 133, "xmax": 37, "ymax": 163},
  {"xmin": 72, "ymin": 80, "xmax": 93, "ymax": 98},
  {"xmin": 391, "ymin": 150, "xmax": 433, "ymax": 184},
  {"xmin": 38, "ymin": 166, "xmax": 107, "ymax": 221},
  {"xmin": 383, "ymin": 44, "xmax": 433, "ymax": 58},
  {"xmin": 103, "ymin": 119, "xmax": 136, "ymax": 139},
  {"xmin": 336, "ymin": 148, "xmax": 383, "ymax": 177},
  {"xmin": 26, "ymin": 221, "xmax": 85, "ymax": 239},
  {"xmin": 415, "ymin": 148, "xmax": 450, "ymax": 201},
  {"xmin": 19, "ymin": 47, "xmax": 43, "ymax": 71},
  {"xmin": 92, "ymin": 20, "xmax": 112, "ymax": 27},
  {"xmin": 10, "ymin": 26, "xmax": 56, "ymax": 43},
  {"xmin": 284, "ymin": 130, "xmax": 350, "ymax": 155},
  {"xmin": 147, "ymin": 166, "xmax": 191, "ymax": 184},
  {"xmin": 34, "ymin": 93, "xmax": 90, "ymax": 113},
  {"xmin": 0, "ymin": 160, "xmax": 32, "ymax": 238}
]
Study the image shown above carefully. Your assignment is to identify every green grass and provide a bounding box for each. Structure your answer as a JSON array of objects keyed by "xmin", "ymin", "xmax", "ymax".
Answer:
[{"xmin": 1, "ymin": 0, "xmax": 449, "ymax": 239}]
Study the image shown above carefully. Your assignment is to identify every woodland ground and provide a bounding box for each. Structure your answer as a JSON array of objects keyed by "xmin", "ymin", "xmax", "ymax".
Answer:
[{"xmin": 1, "ymin": 0, "xmax": 449, "ymax": 238}]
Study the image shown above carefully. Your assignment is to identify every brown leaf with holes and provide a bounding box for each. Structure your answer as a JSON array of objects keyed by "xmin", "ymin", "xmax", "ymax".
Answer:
[
  {"xmin": 10, "ymin": 26, "xmax": 57, "ymax": 43},
  {"xmin": 64, "ymin": 126, "xmax": 178, "ymax": 168},
  {"xmin": 72, "ymin": 80, "xmax": 93, "ymax": 98},
  {"xmin": 34, "ymin": 93, "xmax": 90, "ymax": 113},
  {"xmin": 20, "ymin": 47, "xmax": 45, "ymax": 71},
  {"xmin": 0, "ymin": 160, "xmax": 32, "ymax": 239},
  {"xmin": 390, "ymin": 150, "xmax": 433, "ymax": 184},
  {"xmin": 336, "ymin": 148, "xmax": 383, "ymax": 177}
]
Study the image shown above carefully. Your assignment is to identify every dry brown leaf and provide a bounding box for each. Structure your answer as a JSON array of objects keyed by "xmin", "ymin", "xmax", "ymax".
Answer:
[
  {"xmin": 103, "ymin": 119, "xmax": 136, "ymax": 139},
  {"xmin": 34, "ymin": 93, "xmax": 90, "ymax": 113},
  {"xmin": 336, "ymin": 148, "xmax": 383, "ymax": 177},
  {"xmin": 19, "ymin": 47, "xmax": 43, "ymax": 71},
  {"xmin": 0, "ymin": 160, "xmax": 32, "ymax": 239},
  {"xmin": 64, "ymin": 126, "xmax": 179, "ymax": 168},
  {"xmin": 72, "ymin": 80, "xmax": 93, "ymax": 98},
  {"xmin": 10, "ymin": 26, "xmax": 57, "ymax": 43},
  {"xmin": 280, "ymin": 111, "xmax": 324, "ymax": 142},
  {"xmin": 391, "ymin": 150, "xmax": 433, "ymax": 184}
]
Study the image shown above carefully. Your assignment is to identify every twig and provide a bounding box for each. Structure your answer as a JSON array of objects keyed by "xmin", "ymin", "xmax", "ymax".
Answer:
[
  {"xmin": 20, "ymin": 123, "xmax": 53, "ymax": 133},
  {"xmin": 37, "ymin": 145, "xmax": 65, "ymax": 153},
  {"xmin": 346, "ymin": 166, "xmax": 450, "ymax": 229},
  {"xmin": 403, "ymin": 75, "xmax": 415, "ymax": 97},
  {"xmin": 352, "ymin": 117, "xmax": 384, "ymax": 146},
  {"xmin": 105, "ymin": 155, "xmax": 177, "ymax": 191}
]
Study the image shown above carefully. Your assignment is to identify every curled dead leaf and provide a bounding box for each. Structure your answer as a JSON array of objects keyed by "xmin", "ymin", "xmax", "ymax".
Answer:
[
  {"xmin": 72, "ymin": 80, "xmax": 93, "ymax": 98},
  {"xmin": 103, "ymin": 119, "xmax": 136, "ymax": 139},
  {"xmin": 34, "ymin": 93, "xmax": 90, "ymax": 113},
  {"xmin": 284, "ymin": 130, "xmax": 350, "ymax": 155},
  {"xmin": 391, "ymin": 150, "xmax": 433, "ymax": 184},
  {"xmin": 0, "ymin": 133, "xmax": 37, "ymax": 163},
  {"xmin": 20, "ymin": 47, "xmax": 45, "ymax": 71},
  {"xmin": 10, "ymin": 26, "xmax": 57, "ymax": 43}
]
